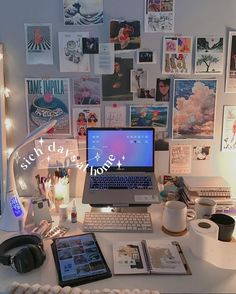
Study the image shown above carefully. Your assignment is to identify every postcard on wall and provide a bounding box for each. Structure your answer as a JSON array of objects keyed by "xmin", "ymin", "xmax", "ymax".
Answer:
[
  {"xmin": 105, "ymin": 105, "xmax": 126, "ymax": 127},
  {"xmin": 137, "ymin": 88, "xmax": 155, "ymax": 99},
  {"xmin": 170, "ymin": 144, "xmax": 192, "ymax": 174},
  {"xmin": 193, "ymin": 145, "xmax": 211, "ymax": 160},
  {"xmin": 225, "ymin": 32, "xmax": 236, "ymax": 93},
  {"xmin": 162, "ymin": 36, "xmax": 192, "ymax": 75},
  {"xmin": 58, "ymin": 32, "xmax": 90, "ymax": 72},
  {"xmin": 195, "ymin": 37, "xmax": 224, "ymax": 74},
  {"xmin": 25, "ymin": 78, "xmax": 71, "ymax": 135},
  {"xmin": 34, "ymin": 139, "xmax": 79, "ymax": 169},
  {"xmin": 72, "ymin": 107, "xmax": 101, "ymax": 140},
  {"xmin": 130, "ymin": 69, "xmax": 148, "ymax": 92},
  {"xmin": 94, "ymin": 43, "xmax": 115, "ymax": 75},
  {"xmin": 144, "ymin": 0, "xmax": 175, "ymax": 33},
  {"xmin": 130, "ymin": 105, "xmax": 168, "ymax": 129},
  {"xmin": 137, "ymin": 50, "xmax": 157, "ymax": 64},
  {"xmin": 25, "ymin": 23, "xmax": 53, "ymax": 65},
  {"xmin": 221, "ymin": 105, "xmax": 236, "ymax": 152},
  {"xmin": 155, "ymin": 130, "xmax": 169, "ymax": 151},
  {"xmin": 172, "ymin": 79, "xmax": 217, "ymax": 139},
  {"xmin": 102, "ymin": 57, "xmax": 133, "ymax": 101},
  {"xmin": 63, "ymin": 0, "xmax": 103, "ymax": 25},
  {"xmin": 156, "ymin": 78, "xmax": 171, "ymax": 102},
  {"xmin": 110, "ymin": 20, "xmax": 141, "ymax": 51},
  {"xmin": 82, "ymin": 37, "xmax": 99, "ymax": 54},
  {"xmin": 73, "ymin": 75, "xmax": 101, "ymax": 105}
]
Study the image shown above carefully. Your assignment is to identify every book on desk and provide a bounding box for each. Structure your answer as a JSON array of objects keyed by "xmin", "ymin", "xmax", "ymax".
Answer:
[
  {"xmin": 180, "ymin": 176, "xmax": 234, "ymax": 207},
  {"xmin": 113, "ymin": 240, "xmax": 191, "ymax": 275}
]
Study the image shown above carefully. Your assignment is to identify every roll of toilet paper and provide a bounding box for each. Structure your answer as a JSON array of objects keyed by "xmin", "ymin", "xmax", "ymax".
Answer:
[{"xmin": 189, "ymin": 219, "xmax": 236, "ymax": 270}]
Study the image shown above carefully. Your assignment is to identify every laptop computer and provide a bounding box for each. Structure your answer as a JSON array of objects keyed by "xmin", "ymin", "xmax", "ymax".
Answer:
[{"xmin": 82, "ymin": 127, "xmax": 160, "ymax": 207}]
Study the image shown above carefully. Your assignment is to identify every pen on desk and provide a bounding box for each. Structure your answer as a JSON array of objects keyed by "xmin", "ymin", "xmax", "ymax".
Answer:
[{"xmin": 172, "ymin": 241, "xmax": 191, "ymax": 275}]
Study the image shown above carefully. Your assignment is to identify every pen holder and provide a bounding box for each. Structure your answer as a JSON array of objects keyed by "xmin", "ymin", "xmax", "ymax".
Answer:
[{"xmin": 54, "ymin": 180, "xmax": 70, "ymax": 209}]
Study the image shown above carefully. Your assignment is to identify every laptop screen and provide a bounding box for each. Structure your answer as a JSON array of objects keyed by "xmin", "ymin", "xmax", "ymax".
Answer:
[{"xmin": 86, "ymin": 128, "xmax": 154, "ymax": 172}]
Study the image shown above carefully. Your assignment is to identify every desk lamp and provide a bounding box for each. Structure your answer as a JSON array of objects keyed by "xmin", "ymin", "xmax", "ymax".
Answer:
[{"xmin": 0, "ymin": 119, "xmax": 57, "ymax": 232}]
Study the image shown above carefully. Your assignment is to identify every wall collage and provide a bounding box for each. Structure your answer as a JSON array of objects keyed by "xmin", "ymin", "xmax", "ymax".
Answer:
[{"xmin": 23, "ymin": 0, "xmax": 236, "ymax": 174}]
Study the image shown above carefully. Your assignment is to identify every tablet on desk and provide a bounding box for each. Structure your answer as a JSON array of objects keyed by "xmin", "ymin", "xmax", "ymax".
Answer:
[{"xmin": 51, "ymin": 233, "xmax": 112, "ymax": 287}]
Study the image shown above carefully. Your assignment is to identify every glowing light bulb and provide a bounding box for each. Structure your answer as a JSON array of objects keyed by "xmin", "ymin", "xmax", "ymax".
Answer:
[
  {"xmin": 7, "ymin": 148, "xmax": 14, "ymax": 158},
  {"xmin": 5, "ymin": 118, "xmax": 12, "ymax": 131},
  {"xmin": 0, "ymin": 53, "xmax": 3, "ymax": 60},
  {"xmin": 4, "ymin": 87, "xmax": 10, "ymax": 98}
]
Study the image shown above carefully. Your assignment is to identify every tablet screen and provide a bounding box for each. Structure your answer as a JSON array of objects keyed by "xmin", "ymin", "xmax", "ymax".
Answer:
[{"xmin": 53, "ymin": 233, "xmax": 109, "ymax": 283}]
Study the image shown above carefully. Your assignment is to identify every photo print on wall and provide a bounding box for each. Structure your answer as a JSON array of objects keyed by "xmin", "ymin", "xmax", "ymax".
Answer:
[
  {"xmin": 25, "ymin": 23, "xmax": 53, "ymax": 65},
  {"xmin": 172, "ymin": 79, "xmax": 217, "ymax": 139},
  {"xmin": 110, "ymin": 20, "xmax": 141, "ymax": 51},
  {"xmin": 73, "ymin": 75, "xmax": 101, "ymax": 105},
  {"xmin": 195, "ymin": 37, "xmax": 224, "ymax": 74},
  {"xmin": 25, "ymin": 78, "xmax": 71, "ymax": 135},
  {"xmin": 102, "ymin": 57, "xmax": 133, "ymax": 101},
  {"xmin": 225, "ymin": 31, "xmax": 236, "ymax": 93},
  {"xmin": 63, "ymin": 0, "xmax": 103, "ymax": 25},
  {"xmin": 221, "ymin": 105, "xmax": 236, "ymax": 152},
  {"xmin": 156, "ymin": 78, "xmax": 171, "ymax": 102},
  {"xmin": 130, "ymin": 69, "xmax": 148, "ymax": 93}
]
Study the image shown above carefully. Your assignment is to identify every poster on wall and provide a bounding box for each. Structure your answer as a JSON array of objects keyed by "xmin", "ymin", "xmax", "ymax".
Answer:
[
  {"xmin": 72, "ymin": 107, "xmax": 101, "ymax": 140},
  {"xmin": 102, "ymin": 57, "xmax": 133, "ymax": 101},
  {"xmin": 110, "ymin": 20, "xmax": 141, "ymax": 51},
  {"xmin": 63, "ymin": 0, "xmax": 103, "ymax": 25},
  {"xmin": 25, "ymin": 23, "xmax": 53, "ymax": 65},
  {"xmin": 170, "ymin": 144, "xmax": 192, "ymax": 174},
  {"xmin": 144, "ymin": 0, "xmax": 175, "ymax": 33},
  {"xmin": 25, "ymin": 78, "xmax": 71, "ymax": 135},
  {"xmin": 225, "ymin": 31, "xmax": 236, "ymax": 93},
  {"xmin": 73, "ymin": 75, "xmax": 101, "ymax": 105},
  {"xmin": 195, "ymin": 37, "xmax": 224, "ymax": 74},
  {"xmin": 130, "ymin": 105, "xmax": 168, "ymax": 128},
  {"xmin": 172, "ymin": 79, "xmax": 217, "ymax": 140},
  {"xmin": 58, "ymin": 32, "xmax": 90, "ymax": 72},
  {"xmin": 162, "ymin": 36, "xmax": 193, "ymax": 75},
  {"xmin": 221, "ymin": 105, "xmax": 236, "ymax": 152},
  {"xmin": 105, "ymin": 105, "xmax": 126, "ymax": 127}
]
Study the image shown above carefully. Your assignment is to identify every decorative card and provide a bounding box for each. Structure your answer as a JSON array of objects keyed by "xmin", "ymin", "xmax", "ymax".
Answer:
[
  {"xmin": 25, "ymin": 23, "xmax": 53, "ymax": 65},
  {"xmin": 110, "ymin": 20, "xmax": 141, "ymax": 51},
  {"xmin": 58, "ymin": 32, "xmax": 90, "ymax": 72},
  {"xmin": 25, "ymin": 78, "xmax": 71, "ymax": 135},
  {"xmin": 221, "ymin": 105, "xmax": 236, "ymax": 152},
  {"xmin": 144, "ymin": 0, "xmax": 175, "ymax": 33},
  {"xmin": 225, "ymin": 31, "xmax": 236, "ymax": 93},
  {"xmin": 104, "ymin": 105, "xmax": 126, "ymax": 127},
  {"xmin": 130, "ymin": 105, "xmax": 168, "ymax": 128},
  {"xmin": 63, "ymin": 0, "xmax": 103, "ymax": 25},
  {"xmin": 73, "ymin": 75, "xmax": 101, "ymax": 105},
  {"xmin": 162, "ymin": 36, "xmax": 192, "ymax": 75},
  {"xmin": 172, "ymin": 79, "xmax": 217, "ymax": 140},
  {"xmin": 102, "ymin": 57, "xmax": 133, "ymax": 101},
  {"xmin": 170, "ymin": 144, "xmax": 192, "ymax": 174},
  {"xmin": 195, "ymin": 37, "xmax": 224, "ymax": 74},
  {"xmin": 72, "ymin": 107, "xmax": 101, "ymax": 140}
]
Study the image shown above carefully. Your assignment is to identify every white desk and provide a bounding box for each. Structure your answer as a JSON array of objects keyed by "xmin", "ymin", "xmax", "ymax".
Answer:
[{"xmin": 0, "ymin": 199, "xmax": 236, "ymax": 294}]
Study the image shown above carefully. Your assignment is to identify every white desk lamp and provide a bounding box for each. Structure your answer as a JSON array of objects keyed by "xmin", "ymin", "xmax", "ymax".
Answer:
[{"xmin": 0, "ymin": 119, "xmax": 57, "ymax": 232}]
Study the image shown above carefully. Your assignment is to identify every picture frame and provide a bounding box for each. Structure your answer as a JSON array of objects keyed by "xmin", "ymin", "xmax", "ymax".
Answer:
[
  {"xmin": 225, "ymin": 31, "xmax": 236, "ymax": 93},
  {"xmin": 0, "ymin": 44, "xmax": 7, "ymax": 213}
]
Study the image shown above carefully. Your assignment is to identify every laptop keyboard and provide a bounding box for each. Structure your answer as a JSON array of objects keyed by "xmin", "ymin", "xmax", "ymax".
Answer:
[
  {"xmin": 83, "ymin": 212, "xmax": 153, "ymax": 232},
  {"xmin": 90, "ymin": 175, "xmax": 153, "ymax": 190}
]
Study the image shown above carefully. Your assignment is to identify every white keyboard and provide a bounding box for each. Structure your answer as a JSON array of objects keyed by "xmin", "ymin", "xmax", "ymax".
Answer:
[
  {"xmin": 9, "ymin": 283, "xmax": 160, "ymax": 294},
  {"xmin": 83, "ymin": 212, "xmax": 153, "ymax": 232}
]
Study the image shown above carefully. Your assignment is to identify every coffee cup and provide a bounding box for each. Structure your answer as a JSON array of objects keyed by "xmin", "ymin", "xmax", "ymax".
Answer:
[
  {"xmin": 162, "ymin": 201, "xmax": 196, "ymax": 233},
  {"xmin": 209, "ymin": 213, "xmax": 235, "ymax": 242},
  {"xmin": 195, "ymin": 198, "xmax": 216, "ymax": 219}
]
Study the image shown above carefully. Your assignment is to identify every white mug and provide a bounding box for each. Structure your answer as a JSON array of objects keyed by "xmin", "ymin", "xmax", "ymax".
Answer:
[
  {"xmin": 162, "ymin": 201, "xmax": 196, "ymax": 233},
  {"xmin": 195, "ymin": 197, "xmax": 216, "ymax": 219}
]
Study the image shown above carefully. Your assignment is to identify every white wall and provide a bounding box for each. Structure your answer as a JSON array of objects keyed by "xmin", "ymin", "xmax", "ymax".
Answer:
[{"xmin": 1, "ymin": 0, "xmax": 236, "ymax": 196}]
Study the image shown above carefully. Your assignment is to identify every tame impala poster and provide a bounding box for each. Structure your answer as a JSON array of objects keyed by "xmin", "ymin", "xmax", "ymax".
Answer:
[{"xmin": 25, "ymin": 78, "xmax": 71, "ymax": 135}]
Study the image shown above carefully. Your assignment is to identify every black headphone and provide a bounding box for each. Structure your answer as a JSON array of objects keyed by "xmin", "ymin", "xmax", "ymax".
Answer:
[{"xmin": 0, "ymin": 234, "xmax": 46, "ymax": 273}]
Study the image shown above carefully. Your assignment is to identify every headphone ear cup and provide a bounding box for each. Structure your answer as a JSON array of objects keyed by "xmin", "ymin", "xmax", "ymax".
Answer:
[
  {"xmin": 27, "ymin": 244, "xmax": 45, "ymax": 268},
  {"xmin": 14, "ymin": 247, "xmax": 35, "ymax": 273}
]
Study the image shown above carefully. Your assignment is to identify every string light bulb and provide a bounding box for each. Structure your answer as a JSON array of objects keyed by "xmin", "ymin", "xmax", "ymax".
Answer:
[
  {"xmin": 5, "ymin": 118, "xmax": 12, "ymax": 131},
  {"xmin": 7, "ymin": 147, "xmax": 14, "ymax": 158},
  {"xmin": 3, "ymin": 87, "xmax": 10, "ymax": 98}
]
